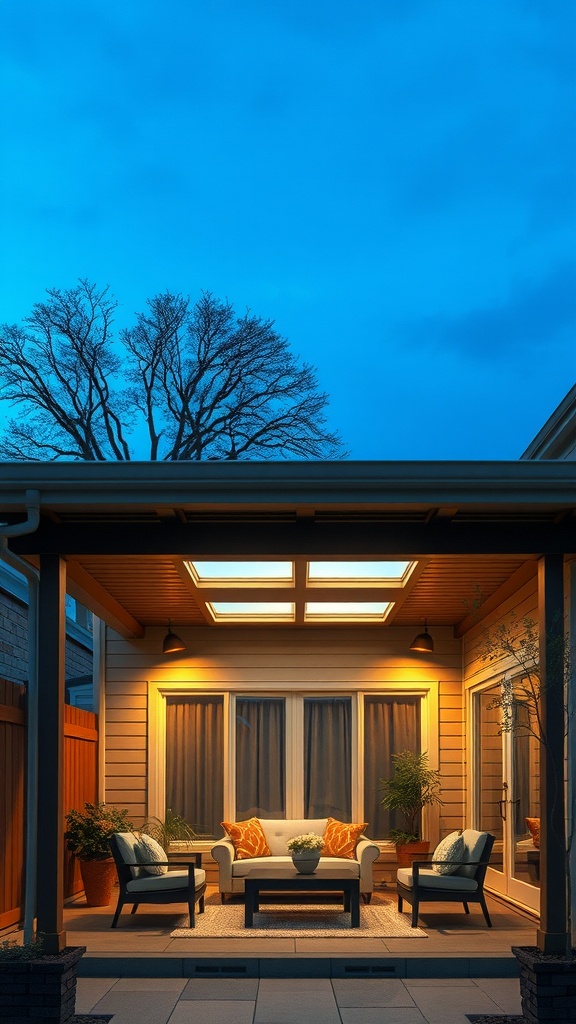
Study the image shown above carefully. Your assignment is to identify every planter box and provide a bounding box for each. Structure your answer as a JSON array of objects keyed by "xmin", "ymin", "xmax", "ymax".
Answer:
[
  {"xmin": 0, "ymin": 945, "xmax": 86, "ymax": 1024},
  {"xmin": 513, "ymin": 945, "xmax": 576, "ymax": 1023}
]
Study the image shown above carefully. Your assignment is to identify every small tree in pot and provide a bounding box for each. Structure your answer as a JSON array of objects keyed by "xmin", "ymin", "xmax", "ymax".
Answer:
[{"xmin": 380, "ymin": 750, "xmax": 443, "ymax": 867}]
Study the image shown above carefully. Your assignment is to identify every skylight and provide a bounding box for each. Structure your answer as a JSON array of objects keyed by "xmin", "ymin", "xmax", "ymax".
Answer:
[
  {"xmin": 305, "ymin": 601, "xmax": 394, "ymax": 622},
  {"xmin": 185, "ymin": 560, "xmax": 293, "ymax": 586},
  {"xmin": 207, "ymin": 601, "xmax": 295, "ymax": 622},
  {"xmin": 307, "ymin": 561, "xmax": 415, "ymax": 587}
]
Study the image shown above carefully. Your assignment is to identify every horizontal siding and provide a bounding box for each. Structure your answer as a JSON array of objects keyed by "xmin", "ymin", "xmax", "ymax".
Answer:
[{"xmin": 105, "ymin": 625, "xmax": 464, "ymax": 838}]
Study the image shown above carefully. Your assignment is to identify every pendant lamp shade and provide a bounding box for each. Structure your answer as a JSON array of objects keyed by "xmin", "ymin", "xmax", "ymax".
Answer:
[
  {"xmin": 409, "ymin": 620, "xmax": 434, "ymax": 653},
  {"xmin": 162, "ymin": 622, "xmax": 186, "ymax": 654}
]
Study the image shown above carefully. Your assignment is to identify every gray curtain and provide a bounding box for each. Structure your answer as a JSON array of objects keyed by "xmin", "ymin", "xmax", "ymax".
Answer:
[
  {"xmin": 304, "ymin": 697, "xmax": 352, "ymax": 820},
  {"xmin": 236, "ymin": 698, "xmax": 285, "ymax": 819},
  {"xmin": 166, "ymin": 696, "xmax": 224, "ymax": 838},
  {"xmin": 364, "ymin": 696, "xmax": 420, "ymax": 839}
]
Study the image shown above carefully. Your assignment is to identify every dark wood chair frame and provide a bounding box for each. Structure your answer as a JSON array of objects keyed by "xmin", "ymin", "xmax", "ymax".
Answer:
[
  {"xmin": 109, "ymin": 835, "xmax": 207, "ymax": 928},
  {"xmin": 397, "ymin": 832, "xmax": 496, "ymax": 928}
]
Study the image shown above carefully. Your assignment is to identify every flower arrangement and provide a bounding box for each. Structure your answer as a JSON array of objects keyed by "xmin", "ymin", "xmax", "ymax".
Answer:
[
  {"xmin": 64, "ymin": 802, "xmax": 134, "ymax": 861},
  {"xmin": 287, "ymin": 832, "xmax": 324, "ymax": 854}
]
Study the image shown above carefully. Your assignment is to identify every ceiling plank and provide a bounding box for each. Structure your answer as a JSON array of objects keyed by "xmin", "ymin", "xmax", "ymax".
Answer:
[{"xmin": 66, "ymin": 561, "xmax": 144, "ymax": 638}]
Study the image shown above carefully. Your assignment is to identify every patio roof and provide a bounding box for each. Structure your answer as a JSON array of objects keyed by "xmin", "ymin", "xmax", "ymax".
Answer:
[{"xmin": 1, "ymin": 460, "xmax": 575, "ymax": 637}]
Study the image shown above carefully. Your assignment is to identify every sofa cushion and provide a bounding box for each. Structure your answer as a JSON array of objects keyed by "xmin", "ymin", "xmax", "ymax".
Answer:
[
  {"xmin": 260, "ymin": 819, "xmax": 327, "ymax": 856},
  {"xmin": 113, "ymin": 832, "xmax": 142, "ymax": 878},
  {"xmin": 222, "ymin": 817, "xmax": 271, "ymax": 860},
  {"xmin": 231, "ymin": 855, "xmax": 359, "ymax": 878},
  {"xmin": 135, "ymin": 833, "xmax": 168, "ymax": 875},
  {"xmin": 126, "ymin": 868, "xmax": 206, "ymax": 893},
  {"xmin": 323, "ymin": 817, "xmax": 367, "ymax": 859},
  {"xmin": 431, "ymin": 830, "xmax": 465, "ymax": 875},
  {"xmin": 457, "ymin": 829, "xmax": 489, "ymax": 878},
  {"xmin": 397, "ymin": 866, "xmax": 478, "ymax": 891}
]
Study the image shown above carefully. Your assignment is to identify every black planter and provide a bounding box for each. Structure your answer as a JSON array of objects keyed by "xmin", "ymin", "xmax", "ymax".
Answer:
[
  {"xmin": 512, "ymin": 945, "xmax": 576, "ymax": 1023},
  {"xmin": 0, "ymin": 945, "xmax": 86, "ymax": 1024}
]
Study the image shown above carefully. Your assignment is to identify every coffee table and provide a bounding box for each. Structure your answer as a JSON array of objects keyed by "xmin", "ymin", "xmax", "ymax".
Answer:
[{"xmin": 242, "ymin": 865, "xmax": 361, "ymax": 928}]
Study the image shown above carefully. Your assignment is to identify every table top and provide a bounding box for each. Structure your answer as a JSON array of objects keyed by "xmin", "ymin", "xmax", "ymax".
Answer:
[{"xmin": 242, "ymin": 865, "xmax": 359, "ymax": 882}]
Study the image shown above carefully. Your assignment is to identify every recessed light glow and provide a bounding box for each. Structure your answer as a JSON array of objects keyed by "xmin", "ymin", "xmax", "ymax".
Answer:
[
  {"xmin": 307, "ymin": 561, "xmax": 415, "ymax": 586},
  {"xmin": 305, "ymin": 601, "xmax": 394, "ymax": 622},
  {"xmin": 207, "ymin": 601, "xmax": 295, "ymax": 622},
  {"xmin": 185, "ymin": 561, "xmax": 293, "ymax": 586}
]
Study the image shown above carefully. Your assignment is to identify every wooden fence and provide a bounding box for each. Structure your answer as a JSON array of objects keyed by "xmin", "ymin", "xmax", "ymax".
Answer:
[{"xmin": 0, "ymin": 678, "xmax": 99, "ymax": 929}]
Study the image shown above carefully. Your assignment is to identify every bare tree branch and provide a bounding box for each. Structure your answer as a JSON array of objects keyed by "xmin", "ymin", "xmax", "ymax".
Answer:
[{"xmin": 1, "ymin": 283, "xmax": 346, "ymax": 461}]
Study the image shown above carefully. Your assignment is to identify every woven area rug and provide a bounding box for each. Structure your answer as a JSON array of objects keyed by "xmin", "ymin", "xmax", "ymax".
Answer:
[{"xmin": 171, "ymin": 896, "xmax": 427, "ymax": 938}]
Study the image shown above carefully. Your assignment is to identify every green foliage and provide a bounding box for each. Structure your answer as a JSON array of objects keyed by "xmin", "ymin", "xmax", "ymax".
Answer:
[
  {"xmin": 65, "ymin": 802, "xmax": 134, "ymax": 861},
  {"xmin": 380, "ymin": 750, "xmax": 443, "ymax": 845},
  {"xmin": 0, "ymin": 938, "xmax": 44, "ymax": 961},
  {"xmin": 141, "ymin": 808, "xmax": 212, "ymax": 847}
]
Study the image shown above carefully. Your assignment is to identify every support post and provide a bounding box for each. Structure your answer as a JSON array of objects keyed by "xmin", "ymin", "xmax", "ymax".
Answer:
[
  {"xmin": 36, "ymin": 553, "xmax": 67, "ymax": 952},
  {"xmin": 536, "ymin": 553, "xmax": 568, "ymax": 954}
]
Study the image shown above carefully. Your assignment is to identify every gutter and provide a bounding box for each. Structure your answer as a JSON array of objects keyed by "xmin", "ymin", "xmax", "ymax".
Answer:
[{"xmin": 0, "ymin": 490, "xmax": 40, "ymax": 944}]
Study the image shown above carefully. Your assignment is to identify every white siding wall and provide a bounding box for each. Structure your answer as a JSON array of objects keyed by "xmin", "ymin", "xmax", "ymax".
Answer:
[{"xmin": 104, "ymin": 625, "xmax": 464, "ymax": 863}]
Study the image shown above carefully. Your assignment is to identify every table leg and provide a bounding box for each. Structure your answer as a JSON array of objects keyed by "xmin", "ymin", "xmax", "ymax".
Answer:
[
  {"xmin": 244, "ymin": 883, "xmax": 257, "ymax": 927},
  {"xmin": 350, "ymin": 884, "xmax": 360, "ymax": 927},
  {"xmin": 343, "ymin": 888, "xmax": 351, "ymax": 912}
]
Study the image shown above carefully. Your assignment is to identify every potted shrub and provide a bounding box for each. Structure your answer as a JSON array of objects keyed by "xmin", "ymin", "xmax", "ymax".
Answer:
[
  {"xmin": 65, "ymin": 801, "xmax": 133, "ymax": 906},
  {"xmin": 380, "ymin": 750, "xmax": 442, "ymax": 867},
  {"xmin": 0, "ymin": 938, "xmax": 86, "ymax": 1023},
  {"xmin": 141, "ymin": 807, "xmax": 212, "ymax": 851}
]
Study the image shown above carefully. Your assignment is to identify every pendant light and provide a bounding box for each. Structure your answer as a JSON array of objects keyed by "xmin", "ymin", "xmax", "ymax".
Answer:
[
  {"xmin": 409, "ymin": 619, "xmax": 434, "ymax": 653},
  {"xmin": 162, "ymin": 621, "xmax": 186, "ymax": 654}
]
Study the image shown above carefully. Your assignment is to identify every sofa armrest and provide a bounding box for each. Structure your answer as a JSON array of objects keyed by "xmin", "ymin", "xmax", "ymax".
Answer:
[
  {"xmin": 211, "ymin": 839, "xmax": 235, "ymax": 891},
  {"xmin": 356, "ymin": 837, "xmax": 380, "ymax": 892}
]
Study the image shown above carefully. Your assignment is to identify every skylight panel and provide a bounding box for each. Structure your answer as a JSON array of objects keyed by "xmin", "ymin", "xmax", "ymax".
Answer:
[
  {"xmin": 304, "ymin": 601, "xmax": 394, "ymax": 622},
  {"xmin": 207, "ymin": 601, "xmax": 295, "ymax": 622},
  {"xmin": 185, "ymin": 560, "xmax": 293, "ymax": 586},
  {"xmin": 307, "ymin": 561, "xmax": 415, "ymax": 587}
]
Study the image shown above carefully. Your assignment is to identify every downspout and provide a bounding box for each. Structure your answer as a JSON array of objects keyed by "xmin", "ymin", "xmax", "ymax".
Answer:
[{"xmin": 0, "ymin": 490, "xmax": 40, "ymax": 944}]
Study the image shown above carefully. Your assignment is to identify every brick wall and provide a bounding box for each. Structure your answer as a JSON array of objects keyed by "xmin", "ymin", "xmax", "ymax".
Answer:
[{"xmin": 0, "ymin": 588, "xmax": 93, "ymax": 685}]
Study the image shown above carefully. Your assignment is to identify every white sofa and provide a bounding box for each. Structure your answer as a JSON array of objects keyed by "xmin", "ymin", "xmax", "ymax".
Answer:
[{"xmin": 211, "ymin": 817, "xmax": 380, "ymax": 903}]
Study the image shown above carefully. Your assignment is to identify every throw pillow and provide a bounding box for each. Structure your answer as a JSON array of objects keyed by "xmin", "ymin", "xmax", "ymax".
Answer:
[
  {"xmin": 431, "ymin": 830, "xmax": 465, "ymax": 875},
  {"xmin": 221, "ymin": 817, "xmax": 271, "ymax": 860},
  {"xmin": 135, "ymin": 833, "xmax": 168, "ymax": 875},
  {"xmin": 323, "ymin": 817, "xmax": 367, "ymax": 859},
  {"xmin": 525, "ymin": 817, "xmax": 540, "ymax": 849}
]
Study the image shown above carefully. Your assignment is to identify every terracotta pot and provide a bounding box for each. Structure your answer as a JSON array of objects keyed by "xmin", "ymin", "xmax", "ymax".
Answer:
[
  {"xmin": 79, "ymin": 858, "xmax": 117, "ymax": 906},
  {"xmin": 396, "ymin": 840, "xmax": 430, "ymax": 869}
]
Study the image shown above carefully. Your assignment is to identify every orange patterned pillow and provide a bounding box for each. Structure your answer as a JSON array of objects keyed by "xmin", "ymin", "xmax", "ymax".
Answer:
[
  {"xmin": 323, "ymin": 817, "xmax": 368, "ymax": 859},
  {"xmin": 525, "ymin": 817, "xmax": 540, "ymax": 849},
  {"xmin": 221, "ymin": 817, "xmax": 271, "ymax": 860}
]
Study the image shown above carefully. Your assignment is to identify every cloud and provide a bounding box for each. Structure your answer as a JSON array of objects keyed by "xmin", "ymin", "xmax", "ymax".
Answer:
[{"xmin": 397, "ymin": 262, "xmax": 576, "ymax": 359}]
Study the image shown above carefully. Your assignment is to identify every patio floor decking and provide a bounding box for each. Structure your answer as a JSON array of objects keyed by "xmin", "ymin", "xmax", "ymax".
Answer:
[{"xmin": 58, "ymin": 886, "xmax": 537, "ymax": 979}]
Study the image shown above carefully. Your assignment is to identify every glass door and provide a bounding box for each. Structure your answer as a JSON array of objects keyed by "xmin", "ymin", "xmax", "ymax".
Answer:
[{"xmin": 474, "ymin": 683, "xmax": 540, "ymax": 912}]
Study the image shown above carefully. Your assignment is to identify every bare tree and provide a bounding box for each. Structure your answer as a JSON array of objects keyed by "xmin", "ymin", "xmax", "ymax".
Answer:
[{"xmin": 0, "ymin": 281, "xmax": 345, "ymax": 461}]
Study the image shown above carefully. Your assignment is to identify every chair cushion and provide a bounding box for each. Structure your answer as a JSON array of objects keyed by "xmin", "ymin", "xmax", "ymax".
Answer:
[
  {"xmin": 397, "ymin": 866, "xmax": 478, "ymax": 892},
  {"xmin": 221, "ymin": 817, "xmax": 271, "ymax": 860},
  {"xmin": 135, "ymin": 833, "xmax": 168, "ymax": 875},
  {"xmin": 525, "ymin": 817, "xmax": 540, "ymax": 849},
  {"xmin": 458, "ymin": 829, "xmax": 489, "ymax": 878},
  {"xmin": 432, "ymin": 830, "xmax": 465, "ymax": 875},
  {"xmin": 126, "ymin": 868, "xmax": 206, "ymax": 893},
  {"xmin": 323, "ymin": 817, "xmax": 368, "ymax": 859},
  {"xmin": 113, "ymin": 832, "xmax": 142, "ymax": 878},
  {"xmin": 231, "ymin": 855, "xmax": 359, "ymax": 878}
]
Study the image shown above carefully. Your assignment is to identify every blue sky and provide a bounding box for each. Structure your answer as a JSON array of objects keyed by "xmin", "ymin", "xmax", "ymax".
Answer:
[{"xmin": 1, "ymin": 0, "xmax": 575, "ymax": 459}]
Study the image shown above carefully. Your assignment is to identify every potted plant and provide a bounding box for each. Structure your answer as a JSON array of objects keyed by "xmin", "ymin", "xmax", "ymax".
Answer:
[
  {"xmin": 287, "ymin": 831, "xmax": 325, "ymax": 873},
  {"xmin": 0, "ymin": 938, "xmax": 86, "ymax": 1023},
  {"xmin": 380, "ymin": 750, "xmax": 442, "ymax": 868},
  {"xmin": 141, "ymin": 807, "xmax": 212, "ymax": 851},
  {"xmin": 65, "ymin": 801, "xmax": 133, "ymax": 906}
]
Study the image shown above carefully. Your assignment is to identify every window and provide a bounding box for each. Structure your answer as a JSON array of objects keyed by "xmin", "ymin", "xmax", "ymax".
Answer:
[{"xmin": 162, "ymin": 691, "xmax": 423, "ymax": 840}]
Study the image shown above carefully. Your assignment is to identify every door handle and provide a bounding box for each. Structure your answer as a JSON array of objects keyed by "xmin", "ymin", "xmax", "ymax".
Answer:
[{"xmin": 498, "ymin": 799, "xmax": 507, "ymax": 821}]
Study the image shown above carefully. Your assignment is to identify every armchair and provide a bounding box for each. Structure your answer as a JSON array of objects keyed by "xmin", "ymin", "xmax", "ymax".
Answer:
[{"xmin": 109, "ymin": 832, "xmax": 206, "ymax": 928}]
